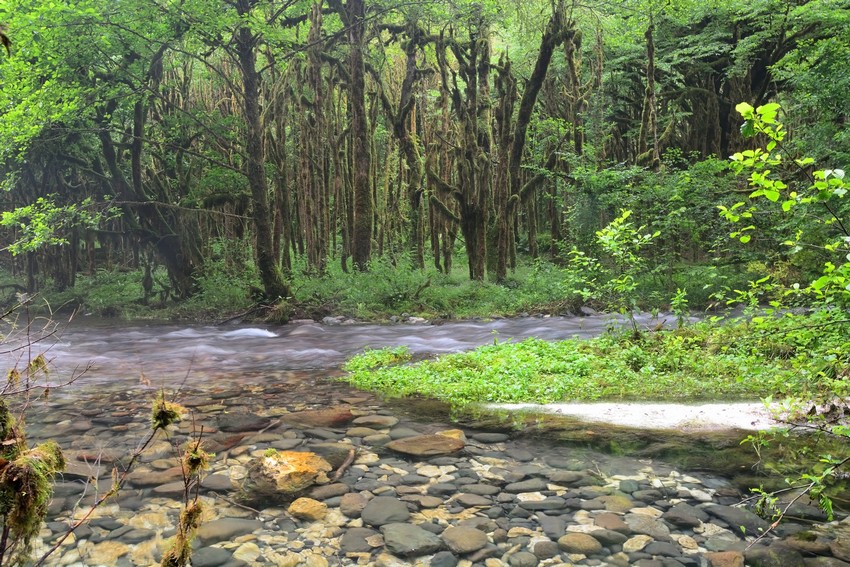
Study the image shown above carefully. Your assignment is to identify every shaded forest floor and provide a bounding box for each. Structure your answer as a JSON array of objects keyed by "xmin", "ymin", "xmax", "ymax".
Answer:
[{"xmin": 1, "ymin": 256, "xmax": 760, "ymax": 324}]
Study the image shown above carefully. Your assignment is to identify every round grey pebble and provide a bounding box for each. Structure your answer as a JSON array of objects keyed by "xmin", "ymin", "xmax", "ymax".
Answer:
[{"xmin": 509, "ymin": 551, "xmax": 539, "ymax": 567}]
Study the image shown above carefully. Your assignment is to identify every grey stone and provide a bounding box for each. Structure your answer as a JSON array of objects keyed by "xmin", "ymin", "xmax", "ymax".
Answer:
[
  {"xmin": 518, "ymin": 497, "xmax": 566, "ymax": 511},
  {"xmin": 509, "ymin": 551, "xmax": 540, "ymax": 567},
  {"xmin": 591, "ymin": 528, "xmax": 629, "ymax": 546},
  {"xmin": 361, "ymin": 496, "xmax": 411, "ymax": 527},
  {"xmin": 536, "ymin": 512, "xmax": 566, "ymax": 539},
  {"xmin": 441, "ymin": 526, "xmax": 488, "ymax": 554},
  {"xmin": 557, "ymin": 532, "xmax": 603, "ymax": 555},
  {"xmin": 532, "ymin": 540, "xmax": 560, "ymax": 559},
  {"xmin": 705, "ymin": 505, "xmax": 770, "ymax": 538},
  {"xmin": 340, "ymin": 527, "xmax": 379, "ymax": 553},
  {"xmin": 430, "ymin": 551, "xmax": 459, "ymax": 567},
  {"xmin": 472, "ymin": 433, "xmax": 509, "ymax": 443},
  {"xmin": 381, "ymin": 523, "xmax": 444, "ymax": 556},
  {"xmin": 196, "ymin": 519, "xmax": 262, "ymax": 545},
  {"xmin": 504, "ymin": 478, "xmax": 548, "ymax": 493},
  {"xmin": 201, "ymin": 474, "xmax": 234, "ymax": 493},
  {"xmin": 662, "ymin": 503, "xmax": 709, "ymax": 527},
  {"xmin": 191, "ymin": 547, "xmax": 235, "ymax": 567},
  {"xmin": 644, "ymin": 541, "xmax": 681, "ymax": 556},
  {"xmin": 216, "ymin": 413, "xmax": 271, "ymax": 433},
  {"xmin": 625, "ymin": 513, "xmax": 671, "ymax": 539},
  {"xmin": 456, "ymin": 493, "xmax": 493, "ymax": 507},
  {"xmin": 744, "ymin": 543, "xmax": 806, "ymax": 567}
]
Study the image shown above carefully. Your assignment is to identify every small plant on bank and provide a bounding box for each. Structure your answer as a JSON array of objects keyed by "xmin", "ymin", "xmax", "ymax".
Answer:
[
  {"xmin": 561, "ymin": 209, "xmax": 661, "ymax": 328},
  {"xmin": 721, "ymin": 101, "xmax": 850, "ymax": 521}
]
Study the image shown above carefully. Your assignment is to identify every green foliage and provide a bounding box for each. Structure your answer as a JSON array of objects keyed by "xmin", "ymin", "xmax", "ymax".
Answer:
[
  {"xmin": 560, "ymin": 210, "xmax": 660, "ymax": 323},
  {"xmin": 0, "ymin": 403, "xmax": 65, "ymax": 566},
  {"xmin": 343, "ymin": 320, "xmax": 801, "ymax": 408},
  {"xmin": 0, "ymin": 197, "xmax": 112, "ymax": 255},
  {"xmin": 728, "ymin": 102, "xmax": 849, "ymax": 308}
]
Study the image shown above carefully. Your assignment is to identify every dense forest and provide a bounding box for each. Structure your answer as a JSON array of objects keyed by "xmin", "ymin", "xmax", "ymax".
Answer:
[{"xmin": 0, "ymin": 0, "xmax": 848, "ymax": 317}]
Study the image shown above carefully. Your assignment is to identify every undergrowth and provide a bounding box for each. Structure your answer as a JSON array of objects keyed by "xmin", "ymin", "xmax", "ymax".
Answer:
[{"xmin": 342, "ymin": 312, "xmax": 850, "ymax": 408}]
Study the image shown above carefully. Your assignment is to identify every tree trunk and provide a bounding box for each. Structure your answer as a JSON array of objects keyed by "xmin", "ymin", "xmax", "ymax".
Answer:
[{"xmin": 235, "ymin": 1, "xmax": 290, "ymax": 301}]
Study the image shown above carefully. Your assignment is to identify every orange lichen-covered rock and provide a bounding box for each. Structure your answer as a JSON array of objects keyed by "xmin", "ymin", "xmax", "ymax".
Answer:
[{"xmin": 240, "ymin": 451, "xmax": 332, "ymax": 505}]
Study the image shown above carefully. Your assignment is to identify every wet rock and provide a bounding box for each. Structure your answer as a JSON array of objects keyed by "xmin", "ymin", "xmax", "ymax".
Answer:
[
  {"xmin": 536, "ymin": 512, "xmax": 567, "ymax": 539},
  {"xmin": 216, "ymin": 412, "xmax": 271, "ymax": 433},
  {"xmin": 781, "ymin": 531, "xmax": 832, "ymax": 555},
  {"xmin": 663, "ymin": 502, "xmax": 709, "ymax": 527},
  {"xmin": 705, "ymin": 550, "xmax": 748, "ymax": 567},
  {"xmin": 592, "ymin": 528, "xmax": 629, "ymax": 546},
  {"xmin": 381, "ymin": 523, "xmax": 444, "ymax": 556},
  {"xmin": 623, "ymin": 534, "xmax": 654, "ymax": 552},
  {"xmin": 532, "ymin": 540, "xmax": 560, "ymax": 559},
  {"xmin": 472, "ymin": 432, "xmax": 510, "ymax": 443},
  {"xmin": 705, "ymin": 505, "xmax": 770, "ymax": 538},
  {"xmin": 505, "ymin": 478, "xmax": 548, "ymax": 493},
  {"xmin": 625, "ymin": 513, "xmax": 671, "ymax": 539},
  {"xmin": 340, "ymin": 527, "xmax": 380, "ymax": 553},
  {"xmin": 288, "ymin": 497, "xmax": 328, "ymax": 521},
  {"xmin": 558, "ymin": 532, "xmax": 603, "ymax": 555},
  {"xmin": 240, "ymin": 450, "xmax": 332, "ymax": 504},
  {"xmin": 127, "ymin": 466, "xmax": 184, "ymax": 487},
  {"xmin": 595, "ymin": 512, "xmax": 630, "ymax": 533},
  {"xmin": 201, "ymin": 473, "xmax": 234, "ymax": 492},
  {"xmin": 282, "ymin": 406, "xmax": 355, "ymax": 428},
  {"xmin": 644, "ymin": 540, "xmax": 681, "ymax": 556},
  {"xmin": 455, "ymin": 493, "xmax": 492, "ymax": 507},
  {"xmin": 309, "ymin": 482, "xmax": 349, "ymax": 500},
  {"xmin": 388, "ymin": 426, "xmax": 422, "ymax": 439},
  {"xmin": 518, "ymin": 497, "xmax": 566, "ymax": 511},
  {"xmin": 352, "ymin": 415, "xmax": 399, "ymax": 428},
  {"xmin": 385, "ymin": 434, "xmax": 465, "ymax": 457},
  {"xmin": 191, "ymin": 546, "xmax": 237, "ymax": 567},
  {"xmin": 196, "ymin": 518, "xmax": 262, "ymax": 545},
  {"xmin": 430, "ymin": 550, "xmax": 460, "ymax": 567},
  {"xmin": 744, "ymin": 543, "xmax": 806, "ymax": 567},
  {"xmin": 361, "ymin": 496, "xmax": 411, "ymax": 527},
  {"xmin": 508, "ymin": 550, "xmax": 539, "ymax": 567},
  {"xmin": 441, "ymin": 526, "xmax": 489, "ymax": 554}
]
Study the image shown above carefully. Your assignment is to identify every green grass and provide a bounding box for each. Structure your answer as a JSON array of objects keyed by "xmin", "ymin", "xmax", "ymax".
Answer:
[{"xmin": 342, "ymin": 315, "xmax": 850, "ymax": 408}]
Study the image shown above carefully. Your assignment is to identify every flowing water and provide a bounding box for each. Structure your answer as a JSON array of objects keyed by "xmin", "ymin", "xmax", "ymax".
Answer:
[{"xmin": 3, "ymin": 314, "xmax": 844, "ymax": 566}]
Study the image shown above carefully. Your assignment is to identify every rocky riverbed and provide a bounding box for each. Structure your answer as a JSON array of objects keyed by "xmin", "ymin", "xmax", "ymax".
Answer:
[{"xmin": 23, "ymin": 372, "xmax": 850, "ymax": 567}]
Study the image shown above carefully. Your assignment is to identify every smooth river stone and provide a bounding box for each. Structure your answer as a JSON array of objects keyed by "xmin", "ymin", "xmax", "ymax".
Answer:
[
  {"xmin": 216, "ymin": 412, "xmax": 271, "ymax": 432},
  {"xmin": 281, "ymin": 406, "xmax": 355, "ymax": 428},
  {"xmin": 196, "ymin": 518, "xmax": 263, "ymax": 545},
  {"xmin": 381, "ymin": 523, "xmax": 444, "ymax": 557},
  {"xmin": 361, "ymin": 496, "xmax": 411, "ymax": 527},
  {"xmin": 385, "ymin": 434, "xmax": 465, "ymax": 457},
  {"xmin": 441, "ymin": 526, "xmax": 488, "ymax": 554},
  {"xmin": 557, "ymin": 532, "xmax": 603, "ymax": 555},
  {"xmin": 352, "ymin": 415, "xmax": 399, "ymax": 428}
]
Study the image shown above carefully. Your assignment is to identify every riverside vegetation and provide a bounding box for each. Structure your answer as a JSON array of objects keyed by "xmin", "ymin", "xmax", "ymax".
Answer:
[{"xmin": 2, "ymin": 0, "xmax": 850, "ymax": 563}]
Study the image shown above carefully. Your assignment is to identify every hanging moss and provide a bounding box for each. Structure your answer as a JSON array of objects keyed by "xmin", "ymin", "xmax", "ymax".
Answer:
[
  {"xmin": 159, "ymin": 500, "xmax": 204, "ymax": 567},
  {"xmin": 0, "ymin": 440, "xmax": 65, "ymax": 565},
  {"xmin": 0, "ymin": 400, "xmax": 25, "ymax": 462},
  {"xmin": 151, "ymin": 392, "xmax": 186, "ymax": 431}
]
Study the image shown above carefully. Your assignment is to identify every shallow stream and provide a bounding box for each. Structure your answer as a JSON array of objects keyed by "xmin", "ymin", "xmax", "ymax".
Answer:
[{"xmin": 3, "ymin": 315, "xmax": 845, "ymax": 566}]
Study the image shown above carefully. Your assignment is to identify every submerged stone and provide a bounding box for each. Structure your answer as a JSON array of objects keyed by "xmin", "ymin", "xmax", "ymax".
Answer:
[{"xmin": 385, "ymin": 434, "xmax": 465, "ymax": 457}]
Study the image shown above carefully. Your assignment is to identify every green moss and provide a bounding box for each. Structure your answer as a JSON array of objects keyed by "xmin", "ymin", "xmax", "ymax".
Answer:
[{"xmin": 0, "ymin": 440, "xmax": 65, "ymax": 565}]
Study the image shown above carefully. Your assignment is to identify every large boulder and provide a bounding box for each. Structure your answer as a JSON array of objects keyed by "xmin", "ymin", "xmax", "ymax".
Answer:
[{"xmin": 239, "ymin": 450, "xmax": 332, "ymax": 505}]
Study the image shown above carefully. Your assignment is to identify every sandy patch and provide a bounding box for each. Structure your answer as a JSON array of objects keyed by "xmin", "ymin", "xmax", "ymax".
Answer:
[{"xmin": 488, "ymin": 401, "xmax": 784, "ymax": 432}]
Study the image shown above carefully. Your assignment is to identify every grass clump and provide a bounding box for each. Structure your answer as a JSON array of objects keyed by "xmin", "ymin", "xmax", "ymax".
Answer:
[{"xmin": 342, "ymin": 318, "xmax": 823, "ymax": 408}]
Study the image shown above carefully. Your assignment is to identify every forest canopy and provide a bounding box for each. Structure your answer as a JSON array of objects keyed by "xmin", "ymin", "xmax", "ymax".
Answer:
[{"xmin": 0, "ymin": 0, "xmax": 848, "ymax": 312}]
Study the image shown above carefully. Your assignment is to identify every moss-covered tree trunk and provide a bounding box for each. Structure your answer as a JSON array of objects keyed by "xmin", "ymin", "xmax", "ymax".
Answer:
[{"xmin": 234, "ymin": 0, "xmax": 290, "ymax": 301}]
